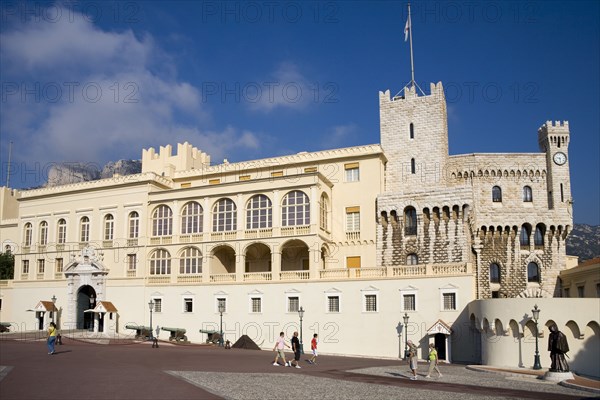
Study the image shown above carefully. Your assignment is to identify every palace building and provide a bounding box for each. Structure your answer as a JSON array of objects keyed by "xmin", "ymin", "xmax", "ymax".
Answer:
[{"xmin": 1, "ymin": 81, "xmax": 598, "ymax": 377}]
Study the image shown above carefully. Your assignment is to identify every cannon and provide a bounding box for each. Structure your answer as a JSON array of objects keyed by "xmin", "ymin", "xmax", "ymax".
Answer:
[
  {"xmin": 125, "ymin": 324, "xmax": 152, "ymax": 340},
  {"xmin": 0, "ymin": 322, "xmax": 11, "ymax": 333},
  {"xmin": 161, "ymin": 327, "xmax": 188, "ymax": 343},
  {"xmin": 199, "ymin": 329, "xmax": 222, "ymax": 345}
]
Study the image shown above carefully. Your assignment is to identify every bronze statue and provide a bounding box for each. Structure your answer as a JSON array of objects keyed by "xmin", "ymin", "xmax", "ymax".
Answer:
[{"xmin": 548, "ymin": 324, "xmax": 569, "ymax": 372}]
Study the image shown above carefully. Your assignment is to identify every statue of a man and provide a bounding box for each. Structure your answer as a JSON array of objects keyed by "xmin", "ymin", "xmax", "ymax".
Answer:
[{"xmin": 548, "ymin": 324, "xmax": 569, "ymax": 372}]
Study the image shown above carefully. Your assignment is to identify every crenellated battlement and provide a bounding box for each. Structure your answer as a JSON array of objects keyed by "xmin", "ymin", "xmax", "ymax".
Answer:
[
  {"xmin": 379, "ymin": 81, "xmax": 445, "ymax": 104},
  {"xmin": 538, "ymin": 120, "xmax": 570, "ymax": 135},
  {"xmin": 141, "ymin": 142, "xmax": 211, "ymax": 177}
]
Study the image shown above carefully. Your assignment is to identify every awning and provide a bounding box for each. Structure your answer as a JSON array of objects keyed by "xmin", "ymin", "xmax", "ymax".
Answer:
[{"xmin": 29, "ymin": 300, "xmax": 58, "ymax": 313}]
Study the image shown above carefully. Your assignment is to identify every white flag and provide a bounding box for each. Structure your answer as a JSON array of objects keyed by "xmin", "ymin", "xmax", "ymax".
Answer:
[{"xmin": 404, "ymin": 17, "xmax": 410, "ymax": 42}]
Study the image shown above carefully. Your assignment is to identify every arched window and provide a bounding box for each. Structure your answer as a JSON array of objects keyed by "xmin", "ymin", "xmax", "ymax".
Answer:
[
  {"xmin": 489, "ymin": 263, "xmax": 500, "ymax": 283},
  {"xmin": 520, "ymin": 224, "xmax": 531, "ymax": 246},
  {"xmin": 406, "ymin": 253, "xmax": 418, "ymax": 265},
  {"xmin": 152, "ymin": 205, "xmax": 173, "ymax": 236},
  {"xmin": 320, "ymin": 193, "xmax": 328, "ymax": 231},
  {"xmin": 212, "ymin": 198, "xmax": 237, "ymax": 232},
  {"xmin": 246, "ymin": 195, "xmax": 272, "ymax": 229},
  {"xmin": 523, "ymin": 186, "xmax": 533, "ymax": 202},
  {"xmin": 181, "ymin": 201, "xmax": 203, "ymax": 234},
  {"xmin": 57, "ymin": 219, "xmax": 67, "ymax": 244},
  {"xmin": 527, "ymin": 262, "xmax": 540, "ymax": 283},
  {"xmin": 404, "ymin": 206, "xmax": 417, "ymax": 235},
  {"xmin": 409, "ymin": 123, "xmax": 414, "ymax": 139},
  {"xmin": 411, "ymin": 158, "xmax": 416, "ymax": 174},
  {"xmin": 282, "ymin": 190, "xmax": 310, "ymax": 226},
  {"xmin": 104, "ymin": 214, "xmax": 114, "ymax": 240},
  {"xmin": 534, "ymin": 224, "xmax": 545, "ymax": 246},
  {"xmin": 23, "ymin": 222, "xmax": 32, "ymax": 246},
  {"xmin": 492, "ymin": 186, "xmax": 502, "ymax": 202},
  {"xmin": 39, "ymin": 221, "xmax": 48, "ymax": 246},
  {"xmin": 128, "ymin": 212, "xmax": 139, "ymax": 239},
  {"xmin": 80, "ymin": 217, "xmax": 90, "ymax": 242},
  {"xmin": 149, "ymin": 249, "xmax": 171, "ymax": 275},
  {"xmin": 179, "ymin": 247, "xmax": 202, "ymax": 274}
]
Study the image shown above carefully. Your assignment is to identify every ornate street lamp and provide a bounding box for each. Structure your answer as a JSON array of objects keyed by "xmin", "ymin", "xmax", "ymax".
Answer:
[
  {"xmin": 218, "ymin": 303, "xmax": 225, "ymax": 347},
  {"xmin": 298, "ymin": 306, "xmax": 305, "ymax": 354},
  {"xmin": 148, "ymin": 300, "xmax": 154, "ymax": 341},
  {"xmin": 403, "ymin": 313, "xmax": 410, "ymax": 359},
  {"xmin": 532, "ymin": 304, "xmax": 542, "ymax": 370},
  {"xmin": 89, "ymin": 294, "xmax": 95, "ymax": 331},
  {"xmin": 51, "ymin": 295, "xmax": 57, "ymax": 324}
]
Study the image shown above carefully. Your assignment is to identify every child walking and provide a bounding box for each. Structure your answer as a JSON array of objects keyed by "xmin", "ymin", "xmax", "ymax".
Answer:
[{"xmin": 309, "ymin": 333, "xmax": 318, "ymax": 364}]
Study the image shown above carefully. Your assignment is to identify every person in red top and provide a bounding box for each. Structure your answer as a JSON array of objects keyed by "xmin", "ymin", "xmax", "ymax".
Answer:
[{"xmin": 309, "ymin": 333, "xmax": 318, "ymax": 364}]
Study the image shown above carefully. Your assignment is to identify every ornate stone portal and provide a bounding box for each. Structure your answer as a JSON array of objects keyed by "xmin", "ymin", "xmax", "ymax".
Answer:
[{"xmin": 63, "ymin": 246, "xmax": 108, "ymax": 330}]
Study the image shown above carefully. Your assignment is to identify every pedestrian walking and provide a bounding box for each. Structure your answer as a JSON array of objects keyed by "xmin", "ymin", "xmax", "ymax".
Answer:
[
  {"xmin": 425, "ymin": 343, "xmax": 443, "ymax": 378},
  {"xmin": 272, "ymin": 331, "xmax": 290, "ymax": 366},
  {"xmin": 309, "ymin": 333, "xmax": 318, "ymax": 364},
  {"xmin": 290, "ymin": 331, "xmax": 302, "ymax": 368},
  {"xmin": 407, "ymin": 340, "xmax": 418, "ymax": 380},
  {"xmin": 47, "ymin": 322, "xmax": 57, "ymax": 355}
]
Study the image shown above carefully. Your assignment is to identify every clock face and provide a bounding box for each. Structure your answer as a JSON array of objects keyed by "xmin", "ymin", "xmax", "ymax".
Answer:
[{"xmin": 553, "ymin": 152, "xmax": 567, "ymax": 165}]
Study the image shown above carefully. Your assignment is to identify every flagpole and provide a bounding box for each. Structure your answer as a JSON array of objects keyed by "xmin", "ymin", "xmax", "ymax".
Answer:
[{"xmin": 408, "ymin": 3, "xmax": 415, "ymax": 88}]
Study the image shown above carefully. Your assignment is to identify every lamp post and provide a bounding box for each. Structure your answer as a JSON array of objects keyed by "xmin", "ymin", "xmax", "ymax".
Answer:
[
  {"xmin": 89, "ymin": 294, "xmax": 95, "ymax": 331},
  {"xmin": 51, "ymin": 295, "xmax": 56, "ymax": 324},
  {"xmin": 298, "ymin": 306, "xmax": 305, "ymax": 354},
  {"xmin": 403, "ymin": 313, "xmax": 410, "ymax": 359},
  {"xmin": 148, "ymin": 300, "xmax": 154, "ymax": 341},
  {"xmin": 218, "ymin": 303, "xmax": 225, "ymax": 347},
  {"xmin": 532, "ymin": 304, "xmax": 542, "ymax": 370}
]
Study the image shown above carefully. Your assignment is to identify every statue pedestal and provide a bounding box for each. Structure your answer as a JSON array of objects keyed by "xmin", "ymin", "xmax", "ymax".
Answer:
[{"xmin": 542, "ymin": 371, "xmax": 574, "ymax": 382}]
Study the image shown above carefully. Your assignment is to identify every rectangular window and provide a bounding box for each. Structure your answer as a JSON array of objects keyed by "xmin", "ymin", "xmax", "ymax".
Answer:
[
  {"xmin": 365, "ymin": 294, "xmax": 377, "ymax": 312},
  {"xmin": 271, "ymin": 171, "xmax": 283, "ymax": 177},
  {"xmin": 443, "ymin": 293, "xmax": 456, "ymax": 310},
  {"xmin": 239, "ymin": 175, "xmax": 250, "ymax": 181},
  {"xmin": 346, "ymin": 256, "xmax": 361, "ymax": 268},
  {"xmin": 327, "ymin": 296, "xmax": 340, "ymax": 313},
  {"xmin": 345, "ymin": 163, "xmax": 360, "ymax": 182},
  {"xmin": 127, "ymin": 254, "xmax": 137, "ymax": 270},
  {"xmin": 346, "ymin": 207, "xmax": 360, "ymax": 232},
  {"xmin": 564, "ymin": 288, "xmax": 570, "ymax": 298},
  {"xmin": 184, "ymin": 298, "xmax": 193, "ymax": 313},
  {"xmin": 403, "ymin": 294, "xmax": 416, "ymax": 311},
  {"xmin": 37, "ymin": 259, "xmax": 45, "ymax": 274},
  {"xmin": 153, "ymin": 299, "xmax": 162, "ymax": 313},
  {"xmin": 217, "ymin": 297, "xmax": 227, "ymax": 313},
  {"xmin": 209, "ymin": 179, "xmax": 220, "ymax": 185},
  {"xmin": 304, "ymin": 167, "xmax": 317, "ymax": 173},
  {"xmin": 287, "ymin": 296, "xmax": 299, "ymax": 313},
  {"xmin": 180, "ymin": 182, "xmax": 191, "ymax": 188},
  {"xmin": 251, "ymin": 297, "xmax": 262, "ymax": 313},
  {"xmin": 22, "ymin": 260, "xmax": 30, "ymax": 274},
  {"xmin": 491, "ymin": 291, "xmax": 500, "ymax": 298},
  {"xmin": 577, "ymin": 286, "xmax": 584, "ymax": 298},
  {"xmin": 55, "ymin": 258, "xmax": 64, "ymax": 273}
]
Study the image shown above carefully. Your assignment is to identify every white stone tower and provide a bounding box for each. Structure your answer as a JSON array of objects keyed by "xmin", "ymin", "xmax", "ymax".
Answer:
[
  {"xmin": 379, "ymin": 82, "xmax": 449, "ymax": 194},
  {"xmin": 538, "ymin": 121, "xmax": 572, "ymax": 213}
]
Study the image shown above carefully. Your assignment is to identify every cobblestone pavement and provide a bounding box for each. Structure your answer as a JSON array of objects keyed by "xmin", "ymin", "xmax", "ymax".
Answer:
[{"xmin": 0, "ymin": 337, "xmax": 597, "ymax": 400}]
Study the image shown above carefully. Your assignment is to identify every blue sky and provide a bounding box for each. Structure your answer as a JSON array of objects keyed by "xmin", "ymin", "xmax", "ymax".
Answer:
[{"xmin": 1, "ymin": 1, "xmax": 598, "ymax": 225}]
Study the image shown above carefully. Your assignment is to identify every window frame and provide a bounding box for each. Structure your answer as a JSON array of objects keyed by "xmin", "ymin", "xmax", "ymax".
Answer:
[
  {"xmin": 246, "ymin": 195, "xmax": 272, "ymax": 230},
  {"xmin": 212, "ymin": 198, "xmax": 237, "ymax": 232},
  {"xmin": 23, "ymin": 222, "xmax": 32, "ymax": 246},
  {"xmin": 152, "ymin": 205, "xmax": 173, "ymax": 237},
  {"xmin": 492, "ymin": 186, "xmax": 502, "ymax": 202},
  {"xmin": 39, "ymin": 221, "xmax": 48, "ymax": 246},
  {"xmin": 103, "ymin": 214, "xmax": 114, "ymax": 241},
  {"xmin": 523, "ymin": 186, "xmax": 533, "ymax": 202},
  {"xmin": 527, "ymin": 262, "xmax": 540, "ymax": 283},
  {"xmin": 79, "ymin": 216, "xmax": 90, "ymax": 243},
  {"xmin": 181, "ymin": 201, "xmax": 203, "ymax": 234},
  {"xmin": 179, "ymin": 247, "xmax": 202, "ymax": 274},
  {"xmin": 128, "ymin": 211, "xmax": 140, "ymax": 239},
  {"xmin": 281, "ymin": 191, "xmax": 310, "ymax": 227},
  {"xmin": 149, "ymin": 249, "xmax": 171, "ymax": 275}
]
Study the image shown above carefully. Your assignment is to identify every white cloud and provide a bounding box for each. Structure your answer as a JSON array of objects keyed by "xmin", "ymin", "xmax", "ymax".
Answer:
[
  {"xmin": 0, "ymin": 6, "xmax": 260, "ymax": 183},
  {"xmin": 320, "ymin": 124, "xmax": 358, "ymax": 149},
  {"xmin": 248, "ymin": 61, "xmax": 313, "ymax": 113}
]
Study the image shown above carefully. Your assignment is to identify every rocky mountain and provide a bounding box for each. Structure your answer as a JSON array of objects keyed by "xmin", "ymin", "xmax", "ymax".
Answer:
[
  {"xmin": 567, "ymin": 224, "xmax": 600, "ymax": 262},
  {"xmin": 45, "ymin": 160, "xmax": 141, "ymax": 187}
]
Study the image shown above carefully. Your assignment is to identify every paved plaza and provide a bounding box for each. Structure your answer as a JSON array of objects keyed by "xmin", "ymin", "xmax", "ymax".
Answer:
[{"xmin": 0, "ymin": 335, "xmax": 598, "ymax": 400}]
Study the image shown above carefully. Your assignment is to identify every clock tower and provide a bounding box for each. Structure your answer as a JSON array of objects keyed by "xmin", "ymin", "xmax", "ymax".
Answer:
[{"xmin": 538, "ymin": 121, "xmax": 572, "ymax": 212}]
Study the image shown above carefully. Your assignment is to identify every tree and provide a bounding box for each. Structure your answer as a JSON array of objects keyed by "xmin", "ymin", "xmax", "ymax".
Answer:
[{"xmin": 0, "ymin": 252, "xmax": 15, "ymax": 280}]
